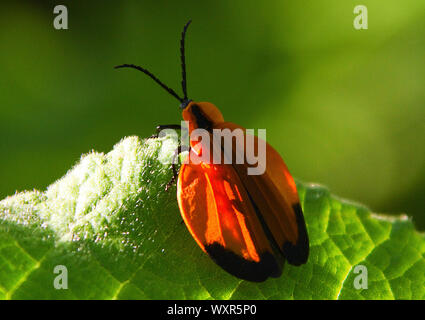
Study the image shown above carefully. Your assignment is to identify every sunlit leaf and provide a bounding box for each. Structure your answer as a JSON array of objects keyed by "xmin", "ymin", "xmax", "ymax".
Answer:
[{"xmin": 0, "ymin": 135, "xmax": 423, "ymax": 299}]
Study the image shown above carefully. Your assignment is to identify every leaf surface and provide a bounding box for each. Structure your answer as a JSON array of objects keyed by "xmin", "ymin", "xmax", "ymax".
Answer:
[{"xmin": 0, "ymin": 136, "xmax": 423, "ymax": 299}]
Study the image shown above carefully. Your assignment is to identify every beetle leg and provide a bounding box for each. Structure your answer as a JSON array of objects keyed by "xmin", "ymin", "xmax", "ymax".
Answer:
[{"xmin": 165, "ymin": 145, "xmax": 190, "ymax": 191}]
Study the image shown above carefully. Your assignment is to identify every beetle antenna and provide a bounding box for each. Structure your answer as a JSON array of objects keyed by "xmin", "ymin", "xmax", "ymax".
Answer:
[
  {"xmin": 114, "ymin": 64, "xmax": 184, "ymax": 103},
  {"xmin": 180, "ymin": 20, "xmax": 192, "ymax": 102}
]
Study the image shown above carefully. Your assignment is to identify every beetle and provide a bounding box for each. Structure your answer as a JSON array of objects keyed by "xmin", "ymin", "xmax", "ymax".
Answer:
[{"xmin": 115, "ymin": 21, "xmax": 309, "ymax": 282}]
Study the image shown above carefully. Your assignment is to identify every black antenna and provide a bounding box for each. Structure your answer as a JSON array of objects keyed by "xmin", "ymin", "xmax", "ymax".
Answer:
[
  {"xmin": 114, "ymin": 20, "xmax": 193, "ymax": 106},
  {"xmin": 180, "ymin": 20, "xmax": 192, "ymax": 102},
  {"xmin": 114, "ymin": 64, "xmax": 183, "ymax": 103}
]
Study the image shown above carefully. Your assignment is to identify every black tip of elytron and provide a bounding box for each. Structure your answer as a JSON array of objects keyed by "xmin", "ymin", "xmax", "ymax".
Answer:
[
  {"xmin": 282, "ymin": 203, "xmax": 310, "ymax": 266},
  {"xmin": 179, "ymin": 99, "xmax": 192, "ymax": 110},
  {"xmin": 204, "ymin": 242, "xmax": 282, "ymax": 282}
]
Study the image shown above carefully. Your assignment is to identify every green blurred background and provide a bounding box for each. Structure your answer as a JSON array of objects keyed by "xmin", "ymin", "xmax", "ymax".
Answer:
[{"xmin": 0, "ymin": 1, "xmax": 424, "ymax": 229}]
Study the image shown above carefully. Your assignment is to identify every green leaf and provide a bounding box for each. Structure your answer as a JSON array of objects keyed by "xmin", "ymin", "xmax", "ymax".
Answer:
[{"xmin": 0, "ymin": 135, "xmax": 424, "ymax": 300}]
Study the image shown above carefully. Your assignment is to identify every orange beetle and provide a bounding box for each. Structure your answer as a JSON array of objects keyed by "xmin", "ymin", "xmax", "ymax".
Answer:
[{"xmin": 116, "ymin": 21, "xmax": 309, "ymax": 282}]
